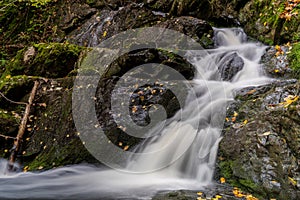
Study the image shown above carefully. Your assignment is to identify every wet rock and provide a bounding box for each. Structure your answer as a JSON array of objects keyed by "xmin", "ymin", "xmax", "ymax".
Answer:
[
  {"xmin": 67, "ymin": 3, "xmax": 164, "ymax": 47},
  {"xmin": 94, "ymin": 48, "xmax": 192, "ymax": 148},
  {"xmin": 218, "ymin": 81, "xmax": 300, "ymax": 200},
  {"xmin": 22, "ymin": 78, "xmax": 99, "ymax": 170},
  {"xmin": 57, "ymin": 1, "xmax": 97, "ymax": 34},
  {"xmin": 261, "ymin": 46, "xmax": 293, "ymax": 79},
  {"xmin": 218, "ymin": 52, "xmax": 244, "ymax": 81},
  {"xmin": 152, "ymin": 184, "xmax": 257, "ymax": 200},
  {"xmin": 156, "ymin": 16, "xmax": 214, "ymax": 48},
  {"xmin": 86, "ymin": 0, "xmax": 143, "ymax": 10}
]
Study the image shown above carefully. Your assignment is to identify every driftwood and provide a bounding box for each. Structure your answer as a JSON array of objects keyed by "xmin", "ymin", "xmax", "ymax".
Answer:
[{"xmin": 7, "ymin": 81, "xmax": 39, "ymax": 171}]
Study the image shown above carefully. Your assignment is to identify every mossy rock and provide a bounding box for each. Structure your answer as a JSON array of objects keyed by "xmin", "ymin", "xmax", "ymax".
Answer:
[
  {"xmin": 218, "ymin": 81, "xmax": 300, "ymax": 200},
  {"xmin": 240, "ymin": 0, "xmax": 300, "ymax": 45},
  {"xmin": 288, "ymin": 42, "xmax": 300, "ymax": 79},
  {"xmin": 3, "ymin": 43, "xmax": 84, "ymax": 79}
]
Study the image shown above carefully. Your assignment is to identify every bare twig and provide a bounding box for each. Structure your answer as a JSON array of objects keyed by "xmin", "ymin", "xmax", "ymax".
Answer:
[
  {"xmin": 0, "ymin": 91, "xmax": 28, "ymax": 105},
  {"xmin": 8, "ymin": 81, "xmax": 39, "ymax": 171},
  {"xmin": 0, "ymin": 134, "xmax": 16, "ymax": 140}
]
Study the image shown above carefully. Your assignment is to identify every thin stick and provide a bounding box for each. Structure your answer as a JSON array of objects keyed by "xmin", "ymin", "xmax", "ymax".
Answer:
[
  {"xmin": 7, "ymin": 81, "xmax": 39, "ymax": 171},
  {"xmin": 0, "ymin": 134, "xmax": 16, "ymax": 140},
  {"xmin": 0, "ymin": 91, "xmax": 28, "ymax": 105}
]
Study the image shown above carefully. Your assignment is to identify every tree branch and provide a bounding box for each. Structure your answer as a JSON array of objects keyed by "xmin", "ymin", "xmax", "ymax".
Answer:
[
  {"xmin": 0, "ymin": 91, "xmax": 28, "ymax": 105},
  {"xmin": 0, "ymin": 134, "xmax": 16, "ymax": 140},
  {"xmin": 7, "ymin": 81, "xmax": 39, "ymax": 171}
]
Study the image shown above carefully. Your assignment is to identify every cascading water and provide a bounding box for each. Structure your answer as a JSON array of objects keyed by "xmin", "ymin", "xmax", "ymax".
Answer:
[{"xmin": 0, "ymin": 28, "xmax": 270, "ymax": 200}]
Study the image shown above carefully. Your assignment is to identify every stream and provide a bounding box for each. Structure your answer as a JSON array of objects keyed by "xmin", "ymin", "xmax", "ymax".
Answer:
[{"xmin": 0, "ymin": 28, "xmax": 270, "ymax": 200}]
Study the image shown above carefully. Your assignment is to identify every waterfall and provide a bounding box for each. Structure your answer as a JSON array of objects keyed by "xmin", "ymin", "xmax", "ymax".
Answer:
[{"xmin": 0, "ymin": 28, "xmax": 269, "ymax": 200}]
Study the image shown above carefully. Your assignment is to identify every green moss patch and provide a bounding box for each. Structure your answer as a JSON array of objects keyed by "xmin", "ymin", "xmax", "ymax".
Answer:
[
  {"xmin": 288, "ymin": 43, "xmax": 300, "ymax": 79},
  {"xmin": 3, "ymin": 43, "xmax": 84, "ymax": 79}
]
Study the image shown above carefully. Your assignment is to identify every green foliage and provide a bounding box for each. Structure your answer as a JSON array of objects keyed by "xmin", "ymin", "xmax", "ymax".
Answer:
[
  {"xmin": 0, "ymin": 0, "xmax": 59, "ymax": 60},
  {"xmin": 18, "ymin": 0, "xmax": 52, "ymax": 7},
  {"xmin": 288, "ymin": 43, "xmax": 300, "ymax": 79}
]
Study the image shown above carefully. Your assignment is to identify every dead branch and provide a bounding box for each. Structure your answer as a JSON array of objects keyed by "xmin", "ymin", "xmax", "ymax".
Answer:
[
  {"xmin": 7, "ymin": 81, "xmax": 39, "ymax": 171},
  {"xmin": 0, "ymin": 91, "xmax": 28, "ymax": 105},
  {"xmin": 0, "ymin": 134, "xmax": 16, "ymax": 140}
]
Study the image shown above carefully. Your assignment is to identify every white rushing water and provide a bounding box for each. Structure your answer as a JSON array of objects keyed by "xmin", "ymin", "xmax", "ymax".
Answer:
[{"xmin": 0, "ymin": 28, "xmax": 269, "ymax": 200}]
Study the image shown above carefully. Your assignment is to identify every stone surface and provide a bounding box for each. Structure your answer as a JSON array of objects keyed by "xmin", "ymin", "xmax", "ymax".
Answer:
[{"xmin": 217, "ymin": 80, "xmax": 300, "ymax": 199}]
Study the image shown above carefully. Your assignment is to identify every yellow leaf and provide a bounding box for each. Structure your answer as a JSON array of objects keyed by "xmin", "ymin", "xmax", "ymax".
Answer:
[
  {"xmin": 275, "ymin": 45, "xmax": 281, "ymax": 51},
  {"xmin": 220, "ymin": 177, "xmax": 226, "ymax": 183},
  {"xmin": 280, "ymin": 95, "xmax": 299, "ymax": 107},
  {"xmin": 285, "ymin": 13, "xmax": 292, "ymax": 20},
  {"xmin": 263, "ymin": 22, "xmax": 267, "ymax": 26},
  {"xmin": 246, "ymin": 194, "xmax": 259, "ymax": 200},
  {"xmin": 197, "ymin": 192, "xmax": 203, "ymax": 196},
  {"xmin": 215, "ymin": 194, "xmax": 222, "ymax": 199},
  {"xmin": 5, "ymin": 75, "xmax": 11, "ymax": 79},
  {"xmin": 243, "ymin": 119, "xmax": 248, "ymax": 125},
  {"xmin": 23, "ymin": 166, "xmax": 29, "ymax": 172},
  {"xmin": 233, "ymin": 111, "xmax": 238, "ymax": 117},
  {"xmin": 103, "ymin": 31, "xmax": 107, "ymax": 37},
  {"xmin": 123, "ymin": 145, "xmax": 129, "ymax": 151},
  {"xmin": 288, "ymin": 177, "xmax": 297, "ymax": 186},
  {"xmin": 274, "ymin": 69, "xmax": 280, "ymax": 73}
]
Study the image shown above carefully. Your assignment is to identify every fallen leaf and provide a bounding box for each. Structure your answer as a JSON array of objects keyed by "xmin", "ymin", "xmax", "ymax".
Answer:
[
  {"xmin": 132, "ymin": 106, "xmax": 138, "ymax": 113},
  {"xmin": 280, "ymin": 95, "xmax": 299, "ymax": 107},
  {"xmin": 288, "ymin": 177, "xmax": 297, "ymax": 186},
  {"xmin": 220, "ymin": 177, "xmax": 226, "ymax": 183},
  {"xmin": 246, "ymin": 194, "xmax": 259, "ymax": 200},
  {"xmin": 233, "ymin": 111, "xmax": 238, "ymax": 117}
]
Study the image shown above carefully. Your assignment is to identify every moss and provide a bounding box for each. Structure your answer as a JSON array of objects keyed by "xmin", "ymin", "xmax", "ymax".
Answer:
[
  {"xmin": 242, "ymin": 0, "xmax": 299, "ymax": 44},
  {"xmin": 219, "ymin": 160, "xmax": 234, "ymax": 180},
  {"xmin": 0, "ymin": 0, "xmax": 59, "ymax": 51},
  {"xmin": 2, "ymin": 43, "xmax": 84, "ymax": 79},
  {"xmin": 218, "ymin": 160, "xmax": 265, "ymax": 199},
  {"xmin": 288, "ymin": 43, "xmax": 300, "ymax": 79}
]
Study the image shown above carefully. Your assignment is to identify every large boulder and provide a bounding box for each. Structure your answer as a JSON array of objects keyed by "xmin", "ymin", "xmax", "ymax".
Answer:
[{"xmin": 217, "ymin": 80, "xmax": 300, "ymax": 199}]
